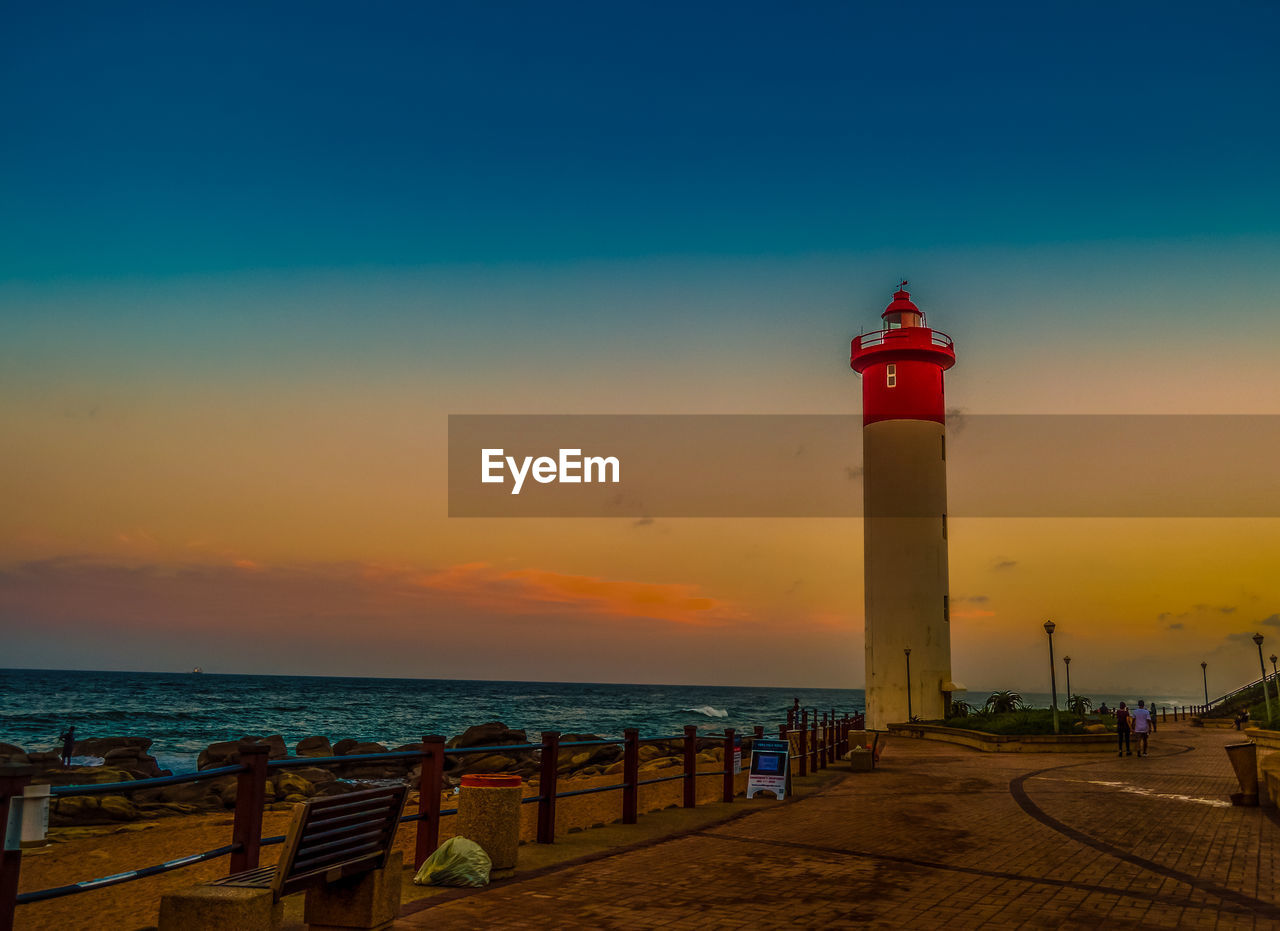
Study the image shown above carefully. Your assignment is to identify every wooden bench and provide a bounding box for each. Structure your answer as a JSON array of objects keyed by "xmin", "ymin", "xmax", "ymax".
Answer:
[{"xmin": 160, "ymin": 785, "xmax": 408, "ymax": 931}]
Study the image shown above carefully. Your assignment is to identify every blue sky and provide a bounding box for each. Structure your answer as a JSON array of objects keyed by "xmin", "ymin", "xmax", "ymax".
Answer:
[{"xmin": 4, "ymin": 2, "xmax": 1278, "ymax": 279}]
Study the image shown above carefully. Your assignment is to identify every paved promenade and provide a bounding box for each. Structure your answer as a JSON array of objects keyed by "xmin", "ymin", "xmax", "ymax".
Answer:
[{"xmin": 396, "ymin": 723, "xmax": 1280, "ymax": 929}]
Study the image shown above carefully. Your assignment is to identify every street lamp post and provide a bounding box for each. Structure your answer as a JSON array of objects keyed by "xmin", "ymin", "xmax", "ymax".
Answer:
[
  {"xmin": 1252, "ymin": 633, "xmax": 1275, "ymax": 727},
  {"xmin": 1201, "ymin": 661, "xmax": 1208, "ymax": 710},
  {"xmin": 904, "ymin": 648, "xmax": 913, "ymax": 721},
  {"xmin": 1271, "ymin": 653, "xmax": 1277, "ymax": 686},
  {"xmin": 1063, "ymin": 655, "xmax": 1072, "ymax": 711},
  {"xmin": 1044, "ymin": 620, "xmax": 1060, "ymax": 734}
]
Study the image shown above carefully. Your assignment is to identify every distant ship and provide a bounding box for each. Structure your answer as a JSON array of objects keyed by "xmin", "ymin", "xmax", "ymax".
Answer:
[{"xmin": 192, "ymin": 666, "xmax": 204, "ymax": 674}]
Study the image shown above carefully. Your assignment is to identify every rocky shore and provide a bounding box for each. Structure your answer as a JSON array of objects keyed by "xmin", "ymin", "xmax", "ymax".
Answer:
[{"xmin": 1, "ymin": 723, "xmax": 736, "ymax": 828}]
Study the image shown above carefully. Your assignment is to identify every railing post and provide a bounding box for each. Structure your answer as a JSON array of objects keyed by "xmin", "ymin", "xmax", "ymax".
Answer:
[
  {"xmin": 230, "ymin": 744, "xmax": 268, "ymax": 875},
  {"xmin": 811, "ymin": 710, "xmax": 820, "ymax": 772},
  {"xmin": 754, "ymin": 725, "xmax": 764, "ymax": 740},
  {"xmin": 1162, "ymin": 707, "xmax": 1167, "ymax": 724},
  {"xmin": 415, "ymin": 735, "xmax": 445, "ymax": 869},
  {"xmin": 537, "ymin": 731, "xmax": 560, "ymax": 844},
  {"xmin": 683, "ymin": 725, "xmax": 698, "ymax": 808},
  {"xmin": 1, "ymin": 765, "xmax": 34, "ymax": 931},
  {"xmin": 798, "ymin": 710, "xmax": 808, "ymax": 777},
  {"xmin": 622, "ymin": 729, "xmax": 639, "ymax": 825},
  {"xmin": 722, "ymin": 728, "xmax": 735, "ymax": 803}
]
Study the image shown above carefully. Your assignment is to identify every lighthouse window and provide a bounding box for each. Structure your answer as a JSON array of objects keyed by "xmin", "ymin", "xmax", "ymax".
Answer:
[
  {"xmin": 943, "ymin": 594, "xmax": 950, "ymax": 622},
  {"xmin": 942, "ymin": 514, "xmax": 947, "ymax": 539},
  {"xmin": 886, "ymin": 364, "xmax": 897, "ymax": 387}
]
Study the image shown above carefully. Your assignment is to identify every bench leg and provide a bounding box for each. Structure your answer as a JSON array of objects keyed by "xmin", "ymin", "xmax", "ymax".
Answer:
[
  {"xmin": 159, "ymin": 885, "xmax": 282, "ymax": 931},
  {"xmin": 304, "ymin": 851, "xmax": 403, "ymax": 930}
]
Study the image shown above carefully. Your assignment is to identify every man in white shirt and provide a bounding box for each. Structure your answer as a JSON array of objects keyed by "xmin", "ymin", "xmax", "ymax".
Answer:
[{"xmin": 1131, "ymin": 700, "xmax": 1153, "ymax": 757}]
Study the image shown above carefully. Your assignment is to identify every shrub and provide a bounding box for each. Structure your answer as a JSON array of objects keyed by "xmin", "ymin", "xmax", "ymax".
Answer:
[{"xmin": 984, "ymin": 690, "xmax": 1024, "ymax": 714}]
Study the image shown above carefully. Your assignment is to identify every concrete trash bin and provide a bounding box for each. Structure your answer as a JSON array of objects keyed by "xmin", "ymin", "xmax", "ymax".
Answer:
[
  {"xmin": 849, "ymin": 748, "xmax": 873, "ymax": 772},
  {"xmin": 1225, "ymin": 742, "xmax": 1259, "ymax": 806},
  {"xmin": 457, "ymin": 774, "xmax": 523, "ymax": 869}
]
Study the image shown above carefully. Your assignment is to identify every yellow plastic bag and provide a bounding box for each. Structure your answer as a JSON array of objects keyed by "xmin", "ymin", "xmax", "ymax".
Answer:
[{"xmin": 412, "ymin": 836, "xmax": 492, "ymax": 887}]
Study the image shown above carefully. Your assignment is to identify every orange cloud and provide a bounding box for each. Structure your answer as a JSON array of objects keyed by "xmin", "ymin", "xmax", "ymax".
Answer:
[{"xmin": 411, "ymin": 562, "xmax": 739, "ymax": 626}]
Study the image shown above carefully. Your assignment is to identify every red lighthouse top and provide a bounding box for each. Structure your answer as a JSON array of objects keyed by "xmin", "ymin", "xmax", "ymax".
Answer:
[{"xmin": 851, "ymin": 284, "xmax": 955, "ymax": 425}]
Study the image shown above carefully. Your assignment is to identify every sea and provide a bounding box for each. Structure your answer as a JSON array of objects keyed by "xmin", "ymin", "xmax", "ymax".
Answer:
[{"xmin": 0, "ymin": 668, "xmax": 1206, "ymax": 774}]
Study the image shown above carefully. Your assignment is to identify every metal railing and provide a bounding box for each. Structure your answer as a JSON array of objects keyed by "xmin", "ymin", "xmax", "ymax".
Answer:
[
  {"xmin": 852, "ymin": 328, "xmax": 953, "ymax": 352},
  {"xmin": 1, "ymin": 713, "xmax": 860, "ymax": 927}
]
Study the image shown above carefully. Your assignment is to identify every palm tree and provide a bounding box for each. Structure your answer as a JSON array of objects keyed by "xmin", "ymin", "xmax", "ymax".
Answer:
[
  {"xmin": 1067, "ymin": 694, "xmax": 1093, "ymax": 715},
  {"xmin": 985, "ymin": 690, "xmax": 1024, "ymax": 714},
  {"xmin": 948, "ymin": 700, "xmax": 974, "ymax": 719}
]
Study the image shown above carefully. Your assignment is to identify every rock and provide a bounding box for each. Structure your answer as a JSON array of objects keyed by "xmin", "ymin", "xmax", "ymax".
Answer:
[
  {"xmin": 557, "ymin": 735, "xmax": 622, "ymax": 772},
  {"xmin": 638, "ymin": 745, "xmax": 668, "ymax": 763},
  {"xmin": 198, "ymin": 737, "xmax": 286, "ymax": 770},
  {"xmin": 74, "ymin": 736, "xmax": 153, "ymax": 757},
  {"xmin": 37, "ymin": 767, "xmax": 135, "ymax": 787},
  {"xmin": 281, "ymin": 793, "xmax": 308, "ymax": 805},
  {"xmin": 696, "ymin": 751, "xmax": 718, "ymax": 765},
  {"xmin": 639, "ymin": 757, "xmax": 681, "ymax": 772},
  {"xmin": 603, "ymin": 760, "xmax": 625, "ymax": 776},
  {"xmin": 315, "ymin": 782, "xmax": 360, "ymax": 797},
  {"xmin": 460, "ymin": 753, "xmax": 519, "ymax": 774},
  {"xmin": 98, "ymin": 795, "xmax": 141, "ymax": 821},
  {"xmin": 275, "ymin": 772, "xmax": 315, "ymax": 798},
  {"xmin": 332, "ymin": 739, "xmax": 360, "ymax": 756},
  {"xmin": 295, "ymin": 736, "xmax": 333, "ymax": 758},
  {"xmin": 26, "ymin": 752, "xmax": 63, "ymax": 771},
  {"xmin": 238, "ymin": 735, "xmax": 288, "ymax": 759},
  {"xmin": 197, "ymin": 740, "xmax": 242, "ymax": 771},
  {"xmin": 219, "ymin": 782, "xmax": 239, "ymax": 808},
  {"xmin": 157, "ymin": 780, "xmax": 222, "ymax": 807},
  {"xmin": 1084, "ymin": 724, "xmax": 1107, "ymax": 734},
  {"xmin": 103, "ymin": 747, "xmax": 164, "ymax": 778},
  {"xmin": 50, "ymin": 796, "xmax": 101, "ymax": 825},
  {"xmin": 292, "ymin": 766, "xmax": 337, "ymax": 787},
  {"xmin": 447, "ymin": 722, "xmax": 528, "ymax": 749},
  {"xmin": 135, "ymin": 801, "xmax": 200, "ymax": 817},
  {"xmin": 0, "ymin": 742, "xmax": 28, "ymax": 765},
  {"xmin": 349, "ymin": 742, "xmax": 388, "ymax": 756}
]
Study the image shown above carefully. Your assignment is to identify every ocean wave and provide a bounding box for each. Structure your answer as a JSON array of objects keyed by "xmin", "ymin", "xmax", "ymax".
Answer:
[{"xmin": 682, "ymin": 706, "xmax": 729, "ymax": 718}]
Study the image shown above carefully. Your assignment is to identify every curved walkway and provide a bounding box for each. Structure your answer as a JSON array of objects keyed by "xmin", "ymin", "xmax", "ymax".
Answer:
[{"xmin": 396, "ymin": 724, "xmax": 1278, "ymax": 929}]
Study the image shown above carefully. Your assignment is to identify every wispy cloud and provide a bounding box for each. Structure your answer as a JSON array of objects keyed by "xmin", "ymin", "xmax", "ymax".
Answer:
[
  {"xmin": 411, "ymin": 562, "xmax": 738, "ymax": 627},
  {"xmin": 993, "ymin": 559, "xmax": 1018, "ymax": 570}
]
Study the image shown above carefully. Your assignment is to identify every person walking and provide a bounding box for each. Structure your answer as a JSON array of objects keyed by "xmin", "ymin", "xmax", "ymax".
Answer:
[
  {"xmin": 1131, "ymin": 700, "xmax": 1153, "ymax": 757},
  {"xmin": 59, "ymin": 725, "xmax": 76, "ymax": 766},
  {"xmin": 1115, "ymin": 702, "xmax": 1131, "ymax": 757}
]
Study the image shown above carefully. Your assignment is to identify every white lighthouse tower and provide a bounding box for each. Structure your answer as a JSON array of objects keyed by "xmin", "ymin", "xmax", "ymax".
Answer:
[{"xmin": 850, "ymin": 284, "xmax": 960, "ymax": 728}]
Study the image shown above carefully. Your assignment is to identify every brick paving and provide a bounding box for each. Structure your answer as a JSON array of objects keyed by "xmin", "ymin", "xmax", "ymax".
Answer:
[{"xmin": 396, "ymin": 724, "xmax": 1280, "ymax": 929}]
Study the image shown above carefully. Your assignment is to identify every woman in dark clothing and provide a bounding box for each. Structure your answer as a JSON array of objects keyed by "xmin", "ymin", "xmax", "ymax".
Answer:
[{"xmin": 1115, "ymin": 703, "xmax": 1131, "ymax": 757}]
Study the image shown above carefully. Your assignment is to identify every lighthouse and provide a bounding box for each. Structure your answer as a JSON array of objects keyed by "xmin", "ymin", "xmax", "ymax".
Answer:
[{"xmin": 851, "ymin": 283, "xmax": 959, "ymax": 728}]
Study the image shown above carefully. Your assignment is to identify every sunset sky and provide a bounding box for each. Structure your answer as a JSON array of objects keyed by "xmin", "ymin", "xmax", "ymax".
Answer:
[{"xmin": 3, "ymin": 3, "xmax": 1279, "ymax": 698}]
